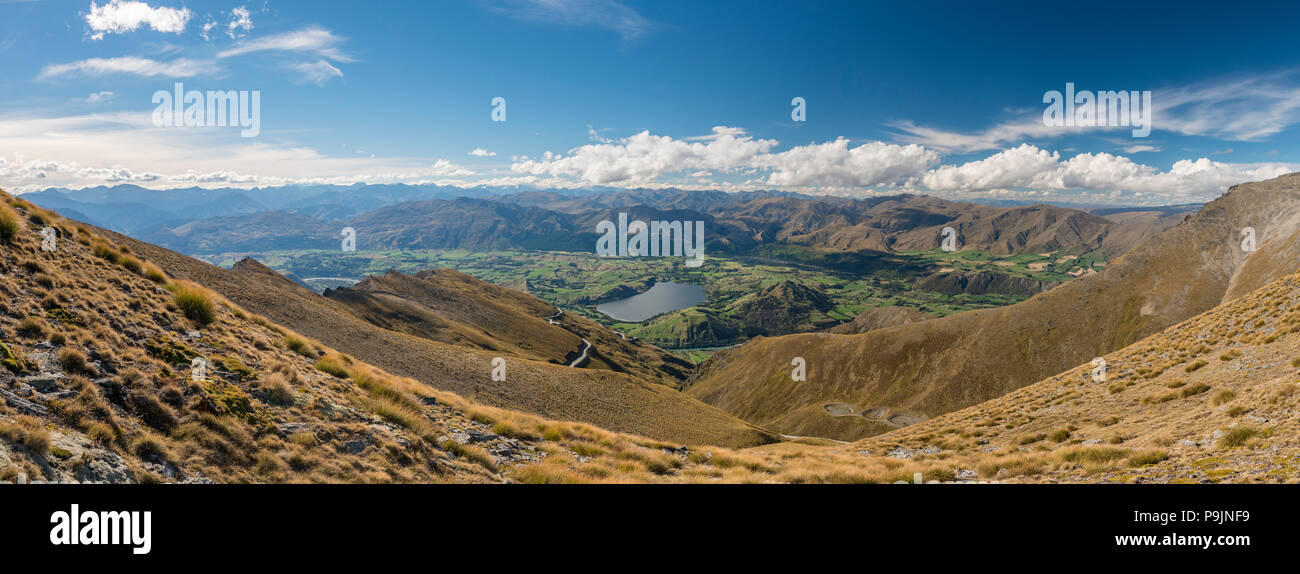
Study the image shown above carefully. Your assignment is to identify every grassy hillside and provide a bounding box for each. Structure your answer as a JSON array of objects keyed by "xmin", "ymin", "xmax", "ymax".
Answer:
[
  {"xmin": 688, "ymin": 173, "xmax": 1300, "ymax": 441},
  {"xmin": 95, "ymin": 228, "xmax": 773, "ymax": 448}
]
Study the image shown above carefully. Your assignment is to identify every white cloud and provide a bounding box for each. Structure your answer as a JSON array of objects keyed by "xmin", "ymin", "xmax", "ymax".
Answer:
[
  {"xmin": 511, "ymin": 126, "xmax": 778, "ymax": 185},
  {"xmin": 216, "ymin": 26, "xmax": 351, "ymax": 84},
  {"xmin": 85, "ymin": 0, "xmax": 191, "ymax": 40},
  {"xmin": 38, "ymin": 56, "xmax": 214, "ymax": 80},
  {"xmin": 218, "ymin": 26, "xmax": 353, "ymax": 61},
  {"xmin": 293, "ymin": 60, "xmax": 343, "ymax": 85},
  {"xmin": 0, "ymin": 112, "xmax": 477, "ymax": 193},
  {"xmin": 1156, "ymin": 71, "xmax": 1300, "ymax": 141},
  {"xmin": 755, "ymin": 138, "xmax": 940, "ymax": 187},
  {"xmin": 920, "ymin": 143, "xmax": 1297, "ymax": 199},
  {"xmin": 227, "ymin": 6, "xmax": 253, "ymax": 39},
  {"xmin": 469, "ymin": 148, "xmax": 497, "ymax": 157},
  {"xmin": 893, "ymin": 71, "xmax": 1300, "ymax": 153},
  {"xmin": 201, "ymin": 20, "xmax": 217, "ymax": 41},
  {"xmin": 922, "ymin": 144, "xmax": 1061, "ymax": 192},
  {"xmin": 83, "ymin": 91, "xmax": 116, "ymax": 104}
]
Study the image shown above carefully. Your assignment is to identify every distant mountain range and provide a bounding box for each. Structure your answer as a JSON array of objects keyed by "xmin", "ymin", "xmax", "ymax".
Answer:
[{"xmin": 22, "ymin": 184, "xmax": 1202, "ymax": 261}]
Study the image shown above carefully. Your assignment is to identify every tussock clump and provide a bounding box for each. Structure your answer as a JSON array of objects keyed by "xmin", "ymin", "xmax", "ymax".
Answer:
[
  {"xmin": 314, "ymin": 356, "xmax": 349, "ymax": 378},
  {"xmin": 142, "ymin": 262, "xmax": 168, "ymax": 284},
  {"xmin": 0, "ymin": 203, "xmax": 22, "ymax": 244},
  {"xmin": 1217, "ymin": 426, "xmax": 1260, "ymax": 449},
  {"xmin": 0, "ymin": 415, "xmax": 51, "ymax": 454},
  {"xmin": 260, "ymin": 372, "xmax": 296, "ymax": 407},
  {"xmin": 284, "ymin": 335, "xmax": 314, "ymax": 357},
  {"xmin": 57, "ymin": 347, "xmax": 94, "ymax": 375},
  {"xmin": 171, "ymin": 283, "xmax": 216, "ymax": 326}
]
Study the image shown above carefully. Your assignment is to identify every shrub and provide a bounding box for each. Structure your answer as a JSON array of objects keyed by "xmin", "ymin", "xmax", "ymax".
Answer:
[
  {"xmin": 0, "ymin": 415, "xmax": 50, "ymax": 454},
  {"xmin": 131, "ymin": 434, "xmax": 175, "ymax": 464},
  {"xmin": 14, "ymin": 316, "xmax": 50, "ymax": 339},
  {"xmin": 0, "ymin": 204, "xmax": 22, "ymax": 244},
  {"xmin": 1126, "ymin": 449, "xmax": 1169, "ymax": 467},
  {"xmin": 1181, "ymin": 382, "xmax": 1211, "ymax": 398},
  {"xmin": 1, "ymin": 340, "xmax": 29, "ymax": 373},
  {"xmin": 1017, "ymin": 433, "xmax": 1046, "ymax": 445},
  {"xmin": 142, "ymin": 262, "xmax": 168, "ymax": 284},
  {"xmin": 314, "ymin": 356, "xmax": 350, "ymax": 378},
  {"xmin": 261, "ymin": 372, "xmax": 296, "ymax": 407},
  {"xmin": 287, "ymin": 432, "xmax": 317, "ymax": 447},
  {"xmin": 1217, "ymin": 426, "xmax": 1260, "ymax": 448},
  {"xmin": 1059, "ymin": 447, "xmax": 1128, "ymax": 464},
  {"xmin": 1211, "ymin": 389, "xmax": 1237, "ymax": 406},
  {"xmin": 118, "ymin": 255, "xmax": 143, "ymax": 274},
  {"xmin": 126, "ymin": 389, "xmax": 179, "ymax": 432},
  {"xmin": 91, "ymin": 241, "xmax": 119, "ymax": 263},
  {"xmin": 284, "ymin": 335, "xmax": 313, "ymax": 357},
  {"xmin": 57, "ymin": 347, "xmax": 93, "ymax": 375},
  {"xmin": 172, "ymin": 285, "xmax": 215, "ymax": 326},
  {"xmin": 85, "ymin": 422, "xmax": 116, "ymax": 445}
]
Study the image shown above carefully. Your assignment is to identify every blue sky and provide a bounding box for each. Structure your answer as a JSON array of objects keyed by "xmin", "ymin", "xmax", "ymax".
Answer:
[{"xmin": 2, "ymin": 0, "xmax": 1299, "ymax": 205}]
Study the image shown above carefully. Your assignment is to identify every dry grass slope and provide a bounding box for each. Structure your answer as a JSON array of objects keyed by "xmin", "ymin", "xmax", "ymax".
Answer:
[{"xmin": 688, "ymin": 173, "xmax": 1300, "ymax": 441}]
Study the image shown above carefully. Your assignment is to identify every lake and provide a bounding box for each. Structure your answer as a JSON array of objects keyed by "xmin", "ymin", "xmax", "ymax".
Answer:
[{"xmin": 596, "ymin": 282, "xmax": 706, "ymax": 322}]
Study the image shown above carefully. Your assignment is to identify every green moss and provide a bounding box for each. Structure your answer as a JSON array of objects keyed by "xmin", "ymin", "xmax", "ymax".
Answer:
[
  {"xmin": 0, "ymin": 340, "xmax": 29, "ymax": 373},
  {"xmin": 200, "ymin": 380, "xmax": 273, "ymax": 428},
  {"xmin": 44, "ymin": 307, "xmax": 83, "ymax": 326},
  {"xmin": 215, "ymin": 356, "xmax": 258, "ymax": 380},
  {"xmin": 144, "ymin": 334, "xmax": 199, "ymax": 366},
  {"xmin": 49, "ymin": 446, "xmax": 73, "ymax": 460}
]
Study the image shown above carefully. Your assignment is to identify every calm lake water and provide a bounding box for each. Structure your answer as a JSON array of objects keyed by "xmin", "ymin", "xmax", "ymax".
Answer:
[{"xmin": 597, "ymin": 282, "xmax": 706, "ymax": 322}]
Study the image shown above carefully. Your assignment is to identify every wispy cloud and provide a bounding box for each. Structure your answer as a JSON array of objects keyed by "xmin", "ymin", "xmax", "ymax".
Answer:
[
  {"xmin": 494, "ymin": 0, "xmax": 651, "ymax": 41},
  {"xmin": 218, "ymin": 26, "xmax": 353, "ymax": 61},
  {"xmin": 1156, "ymin": 70, "xmax": 1300, "ymax": 141},
  {"xmin": 216, "ymin": 26, "xmax": 353, "ymax": 84},
  {"xmin": 37, "ymin": 56, "xmax": 214, "ymax": 80},
  {"xmin": 293, "ymin": 59, "xmax": 342, "ymax": 86},
  {"xmin": 84, "ymin": 0, "xmax": 191, "ymax": 41},
  {"xmin": 892, "ymin": 70, "xmax": 1300, "ymax": 152}
]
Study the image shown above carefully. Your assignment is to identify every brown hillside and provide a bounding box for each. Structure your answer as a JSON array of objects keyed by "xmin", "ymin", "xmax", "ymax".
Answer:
[
  {"xmin": 326, "ymin": 268, "xmax": 694, "ymax": 385},
  {"xmin": 688, "ymin": 173, "xmax": 1300, "ymax": 441},
  {"xmin": 830, "ymin": 306, "xmax": 933, "ymax": 334},
  {"xmin": 838, "ymin": 267, "xmax": 1300, "ymax": 483},
  {"xmin": 95, "ymin": 229, "xmax": 773, "ymax": 448}
]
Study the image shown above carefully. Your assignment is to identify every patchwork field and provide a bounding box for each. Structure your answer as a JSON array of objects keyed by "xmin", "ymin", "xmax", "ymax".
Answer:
[{"xmin": 198, "ymin": 247, "xmax": 1104, "ymax": 351}]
